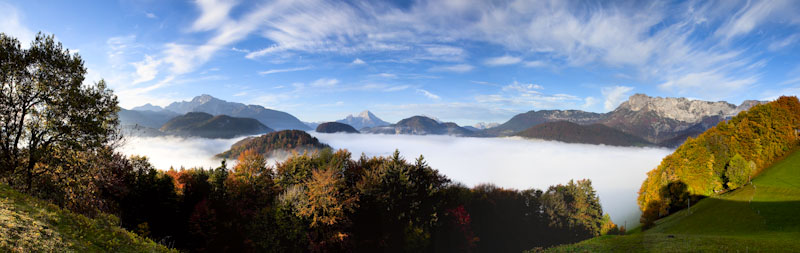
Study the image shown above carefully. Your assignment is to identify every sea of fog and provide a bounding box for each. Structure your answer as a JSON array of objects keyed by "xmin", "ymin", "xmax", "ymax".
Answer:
[{"xmin": 118, "ymin": 132, "xmax": 672, "ymax": 227}]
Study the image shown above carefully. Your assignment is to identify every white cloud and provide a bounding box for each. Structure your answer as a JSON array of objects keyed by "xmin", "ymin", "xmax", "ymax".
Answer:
[
  {"xmin": 131, "ymin": 55, "xmax": 162, "ymax": 84},
  {"xmin": 258, "ymin": 66, "xmax": 311, "ymax": 75},
  {"xmin": 351, "ymin": 58, "xmax": 366, "ymax": 65},
  {"xmin": 310, "ymin": 78, "xmax": 339, "ymax": 88},
  {"xmin": 716, "ymin": 0, "xmax": 792, "ymax": 40},
  {"xmin": 768, "ymin": 34, "xmax": 799, "ymax": 51},
  {"xmin": 191, "ymin": 0, "xmax": 237, "ymax": 31},
  {"xmin": 429, "ymin": 64, "xmax": 474, "ymax": 73},
  {"xmin": 484, "ymin": 55, "xmax": 522, "ymax": 66},
  {"xmin": 473, "ymin": 81, "xmax": 586, "ymax": 111},
  {"xmin": 658, "ymin": 70, "xmax": 758, "ymax": 99},
  {"xmin": 0, "ymin": 3, "xmax": 35, "ymax": 45},
  {"xmin": 524, "ymin": 60, "xmax": 547, "ymax": 68},
  {"xmin": 601, "ymin": 86, "xmax": 634, "ymax": 111},
  {"xmin": 145, "ymin": 12, "xmax": 157, "ymax": 19},
  {"xmin": 416, "ymin": 89, "xmax": 441, "ymax": 100}
]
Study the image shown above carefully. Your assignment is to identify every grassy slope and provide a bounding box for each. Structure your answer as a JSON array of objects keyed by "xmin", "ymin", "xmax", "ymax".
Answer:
[
  {"xmin": 543, "ymin": 149, "xmax": 800, "ymax": 252},
  {"xmin": 0, "ymin": 184, "xmax": 174, "ymax": 252}
]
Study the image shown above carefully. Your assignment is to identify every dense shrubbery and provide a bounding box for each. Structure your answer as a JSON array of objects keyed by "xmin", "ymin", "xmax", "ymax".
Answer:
[{"xmin": 638, "ymin": 96, "xmax": 800, "ymax": 227}]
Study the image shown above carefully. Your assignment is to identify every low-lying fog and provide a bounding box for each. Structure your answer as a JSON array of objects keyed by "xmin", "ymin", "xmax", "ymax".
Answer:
[{"xmin": 119, "ymin": 132, "xmax": 672, "ymax": 227}]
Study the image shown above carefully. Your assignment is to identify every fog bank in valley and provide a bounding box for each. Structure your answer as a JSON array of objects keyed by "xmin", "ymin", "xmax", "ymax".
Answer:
[
  {"xmin": 118, "ymin": 136, "xmax": 246, "ymax": 170},
  {"xmin": 119, "ymin": 132, "xmax": 672, "ymax": 226},
  {"xmin": 310, "ymin": 132, "xmax": 672, "ymax": 227}
]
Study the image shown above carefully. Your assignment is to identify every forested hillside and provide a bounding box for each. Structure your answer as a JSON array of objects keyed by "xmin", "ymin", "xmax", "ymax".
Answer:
[
  {"xmin": 637, "ymin": 96, "xmax": 800, "ymax": 226},
  {"xmin": 216, "ymin": 130, "xmax": 331, "ymax": 159},
  {"xmin": 515, "ymin": 121, "xmax": 653, "ymax": 147}
]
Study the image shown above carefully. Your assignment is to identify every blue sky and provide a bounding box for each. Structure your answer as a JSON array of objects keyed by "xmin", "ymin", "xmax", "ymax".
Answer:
[{"xmin": 2, "ymin": 0, "xmax": 800, "ymax": 125}]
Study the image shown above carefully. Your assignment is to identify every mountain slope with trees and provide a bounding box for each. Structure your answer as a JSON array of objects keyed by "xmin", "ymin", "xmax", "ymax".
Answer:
[
  {"xmin": 361, "ymin": 116, "xmax": 473, "ymax": 136},
  {"xmin": 159, "ymin": 112, "xmax": 273, "ymax": 139},
  {"xmin": 515, "ymin": 121, "xmax": 653, "ymax": 147},
  {"xmin": 216, "ymin": 130, "xmax": 331, "ymax": 159},
  {"xmin": 637, "ymin": 96, "xmax": 800, "ymax": 227}
]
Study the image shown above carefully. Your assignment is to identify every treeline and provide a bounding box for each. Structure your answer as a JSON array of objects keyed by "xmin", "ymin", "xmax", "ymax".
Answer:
[
  {"xmin": 638, "ymin": 96, "xmax": 800, "ymax": 227},
  {"xmin": 96, "ymin": 148, "xmax": 620, "ymax": 252}
]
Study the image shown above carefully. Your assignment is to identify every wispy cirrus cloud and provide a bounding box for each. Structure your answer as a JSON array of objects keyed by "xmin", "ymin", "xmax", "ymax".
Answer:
[
  {"xmin": 430, "ymin": 64, "xmax": 474, "ymax": 73},
  {"xmin": 259, "ymin": 66, "xmax": 311, "ymax": 75}
]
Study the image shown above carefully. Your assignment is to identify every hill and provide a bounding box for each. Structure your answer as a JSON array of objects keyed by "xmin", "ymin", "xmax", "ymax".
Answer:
[
  {"xmin": 165, "ymin": 95, "xmax": 310, "ymax": 130},
  {"xmin": 336, "ymin": 110, "xmax": 390, "ymax": 130},
  {"xmin": 542, "ymin": 149, "xmax": 800, "ymax": 252},
  {"xmin": 316, "ymin": 122, "xmax": 359, "ymax": 133},
  {"xmin": 216, "ymin": 130, "xmax": 331, "ymax": 159},
  {"xmin": 118, "ymin": 108, "xmax": 179, "ymax": 129},
  {"xmin": 0, "ymin": 183, "xmax": 173, "ymax": 252},
  {"xmin": 160, "ymin": 112, "xmax": 273, "ymax": 139},
  {"xmin": 515, "ymin": 121, "xmax": 653, "ymax": 147},
  {"xmin": 361, "ymin": 116, "xmax": 473, "ymax": 136}
]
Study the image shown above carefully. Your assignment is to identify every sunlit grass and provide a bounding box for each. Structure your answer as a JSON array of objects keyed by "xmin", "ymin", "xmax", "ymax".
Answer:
[
  {"xmin": 541, "ymin": 149, "xmax": 800, "ymax": 252},
  {"xmin": 0, "ymin": 184, "xmax": 175, "ymax": 252}
]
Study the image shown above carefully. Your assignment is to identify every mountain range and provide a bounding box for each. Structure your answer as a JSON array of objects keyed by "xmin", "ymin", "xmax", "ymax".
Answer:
[
  {"xmin": 163, "ymin": 95, "xmax": 310, "ymax": 131},
  {"xmin": 361, "ymin": 116, "xmax": 473, "ymax": 136},
  {"xmin": 485, "ymin": 94, "xmax": 764, "ymax": 147}
]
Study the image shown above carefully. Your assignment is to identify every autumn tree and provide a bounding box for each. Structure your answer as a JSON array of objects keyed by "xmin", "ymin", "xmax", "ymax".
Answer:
[
  {"xmin": 725, "ymin": 154, "xmax": 754, "ymax": 189},
  {"xmin": 0, "ymin": 33, "xmax": 119, "ymax": 195}
]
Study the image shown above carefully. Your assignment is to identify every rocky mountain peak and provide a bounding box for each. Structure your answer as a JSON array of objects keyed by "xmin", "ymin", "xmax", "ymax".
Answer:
[
  {"xmin": 358, "ymin": 110, "xmax": 373, "ymax": 119},
  {"xmin": 618, "ymin": 93, "xmax": 738, "ymax": 123},
  {"xmin": 192, "ymin": 94, "xmax": 217, "ymax": 104}
]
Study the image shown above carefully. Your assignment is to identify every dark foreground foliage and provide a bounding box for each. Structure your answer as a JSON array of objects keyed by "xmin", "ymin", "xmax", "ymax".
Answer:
[{"xmin": 96, "ymin": 148, "xmax": 618, "ymax": 252}]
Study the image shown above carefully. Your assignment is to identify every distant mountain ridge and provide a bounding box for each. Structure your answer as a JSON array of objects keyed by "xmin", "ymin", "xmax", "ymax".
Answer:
[
  {"xmin": 118, "ymin": 109, "xmax": 179, "ymax": 129},
  {"xmin": 515, "ymin": 121, "xmax": 652, "ymax": 147},
  {"xmin": 165, "ymin": 95, "xmax": 310, "ymax": 131},
  {"xmin": 160, "ymin": 112, "xmax": 273, "ymax": 139},
  {"xmin": 485, "ymin": 94, "xmax": 765, "ymax": 147},
  {"xmin": 131, "ymin": 103, "xmax": 165, "ymax": 112},
  {"xmin": 361, "ymin": 115, "xmax": 473, "ymax": 136},
  {"xmin": 336, "ymin": 110, "xmax": 390, "ymax": 130}
]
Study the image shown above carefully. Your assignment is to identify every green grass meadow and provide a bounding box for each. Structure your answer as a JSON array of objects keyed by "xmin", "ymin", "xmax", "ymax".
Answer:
[{"xmin": 542, "ymin": 149, "xmax": 800, "ymax": 252}]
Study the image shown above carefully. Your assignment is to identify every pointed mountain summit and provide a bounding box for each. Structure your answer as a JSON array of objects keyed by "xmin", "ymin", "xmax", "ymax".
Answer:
[
  {"xmin": 164, "ymin": 94, "xmax": 310, "ymax": 131},
  {"xmin": 336, "ymin": 110, "xmax": 390, "ymax": 130}
]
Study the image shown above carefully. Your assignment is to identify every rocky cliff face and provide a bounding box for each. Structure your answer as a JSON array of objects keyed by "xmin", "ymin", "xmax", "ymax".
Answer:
[{"xmin": 602, "ymin": 94, "xmax": 764, "ymax": 145}]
